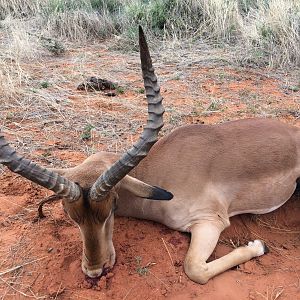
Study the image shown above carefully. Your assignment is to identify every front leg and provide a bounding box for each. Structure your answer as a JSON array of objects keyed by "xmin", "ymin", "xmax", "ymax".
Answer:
[{"xmin": 184, "ymin": 221, "xmax": 268, "ymax": 284}]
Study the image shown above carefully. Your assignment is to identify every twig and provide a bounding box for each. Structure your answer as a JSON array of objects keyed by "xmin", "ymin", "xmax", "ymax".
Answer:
[
  {"xmin": 0, "ymin": 256, "xmax": 47, "ymax": 276},
  {"xmin": 122, "ymin": 283, "xmax": 138, "ymax": 300},
  {"xmin": 257, "ymin": 219, "xmax": 300, "ymax": 234},
  {"xmin": 0, "ymin": 276, "xmax": 46, "ymax": 299},
  {"xmin": 28, "ymin": 273, "xmax": 40, "ymax": 290},
  {"xmin": 229, "ymin": 238, "xmax": 237, "ymax": 249},
  {"xmin": 273, "ymin": 287, "xmax": 284, "ymax": 300},
  {"xmin": 179, "ymin": 271, "xmax": 183, "ymax": 284},
  {"xmin": 54, "ymin": 282, "xmax": 64, "ymax": 300},
  {"xmin": 161, "ymin": 238, "xmax": 174, "ymax": 267},
  {"xmin": 149, "ymin": 271, "xmax": 169, "ymax": 290}
]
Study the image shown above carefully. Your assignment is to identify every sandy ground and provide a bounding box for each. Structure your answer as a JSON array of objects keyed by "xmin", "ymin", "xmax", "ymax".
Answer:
[{"xmin": 0, "ymin": 41, "xmax": 299, "ymax": 299}]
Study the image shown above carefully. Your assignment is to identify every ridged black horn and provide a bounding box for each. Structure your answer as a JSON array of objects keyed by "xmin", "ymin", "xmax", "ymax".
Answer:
[
  {"xmin": 89, "ymin": 26, "xmax": 165, "ymax": 201},
  {"xmin": 0, "ymin": 133, "xmax": 81, "ymax": 202}
]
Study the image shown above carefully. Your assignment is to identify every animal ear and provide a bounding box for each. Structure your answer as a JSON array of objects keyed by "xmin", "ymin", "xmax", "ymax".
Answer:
[{"xmin": 120, "ymin": 175, "xmax": 173, "ymax": 201}]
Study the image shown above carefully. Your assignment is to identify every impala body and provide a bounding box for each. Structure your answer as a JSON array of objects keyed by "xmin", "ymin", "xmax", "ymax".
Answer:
[
  {"xmin": 56, "ymin": 117, "xmax": 299, "ymax": 283},
  {"xmin": 122, "ymin": 118, "xmax": 299, "ymax": 222},
  {"xmin": 73, "ymin": 118, "xmax": 299, "ymax": 230},
  {"xmin": 0, "ymin": 27, "xmax": 299, "ymax": 284}
]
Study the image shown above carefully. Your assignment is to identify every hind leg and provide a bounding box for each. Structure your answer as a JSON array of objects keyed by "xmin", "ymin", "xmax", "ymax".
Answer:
[{"xmin": 184, "ymin": 221, "xmax": 267, "ymax": 284}]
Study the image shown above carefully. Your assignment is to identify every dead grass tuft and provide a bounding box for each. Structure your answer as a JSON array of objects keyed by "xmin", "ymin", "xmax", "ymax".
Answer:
[{"xmin": 1, "ymin": 0, "xmax": 299, "ymax": 67}]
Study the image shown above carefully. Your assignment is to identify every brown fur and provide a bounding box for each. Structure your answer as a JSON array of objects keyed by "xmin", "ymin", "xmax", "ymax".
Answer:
[{"xmin": 53, "ymin": 117, "xmax": 299, "ymax": 281}]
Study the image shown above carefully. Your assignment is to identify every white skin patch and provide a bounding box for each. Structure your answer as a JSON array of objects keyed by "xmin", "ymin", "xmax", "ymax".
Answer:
[{"xmin": 247, "ymin": 240, "xmax": 265, "ymax": 256}]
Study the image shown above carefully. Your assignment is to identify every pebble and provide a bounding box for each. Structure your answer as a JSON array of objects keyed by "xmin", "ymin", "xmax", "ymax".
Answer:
[
  {"xmin": 106, "ymin": 272, "xmax": 114, "ymax": 279},
  {"xmin": 97, "ymin": 277, "xmax": 106, "ymax": 290}
]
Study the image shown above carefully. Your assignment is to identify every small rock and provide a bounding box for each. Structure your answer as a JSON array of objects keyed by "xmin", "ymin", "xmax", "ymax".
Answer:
[
  {"xmin": 82, "ymin": 281, "xmax": 92, "ymax": 289},
  {"xmin": 106, "ymin": 272, "xmax": 114, "ymax": 279},
  {"xmin": 97, "ymin": 277, "xmax": 106, "ymax": 290}
]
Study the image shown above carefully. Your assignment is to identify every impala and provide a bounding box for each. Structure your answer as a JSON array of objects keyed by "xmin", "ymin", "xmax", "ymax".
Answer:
[{"xmin": 0, "ymin": 26, "xmax": 299, "ymax": 284}]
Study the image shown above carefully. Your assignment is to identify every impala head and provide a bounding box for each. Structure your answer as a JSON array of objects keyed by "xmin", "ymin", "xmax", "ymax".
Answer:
[
  {"xmin": 59, "ymin": 169, "xmax": 172, "ymax": 278},
  {"xmin": 0, "ymin": 26, "xmax": 173, "ymax": 278},
  {"xmin": 62, "ymin": 187, "xmax": 118, "ymax": 278}
]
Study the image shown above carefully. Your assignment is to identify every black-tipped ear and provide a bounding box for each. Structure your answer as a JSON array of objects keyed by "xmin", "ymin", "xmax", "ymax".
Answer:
[
  {"xmin": 262, "ymin": 242, "xmax": 270, "ymax": 254},
  {"xmin": 145, "ymin": 186, "xmax": 173, "ymax": 201},
  {"xmin": 120, "ymin": 176, "xmax": 173, "ymax": 201}
]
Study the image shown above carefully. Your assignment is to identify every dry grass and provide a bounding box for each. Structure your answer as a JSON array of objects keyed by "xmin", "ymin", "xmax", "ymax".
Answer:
[
  {"xmin": 241, "ymin": 0, "xmax": 300, "ymax": 67},
  {"xmin": 0, "ymin": 0, "xmax": 299, "ymax": 67},
  {"xmin": 255, "ymin": 285, "xmax": 285, "ymax": 300}
]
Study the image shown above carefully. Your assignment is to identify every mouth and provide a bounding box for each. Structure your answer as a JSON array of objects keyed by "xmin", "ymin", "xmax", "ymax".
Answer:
[
  {"xmin": 84, "ymin": 266, "xmax": 111, "ymax": 279},
  {"xmin": 84, "ymin": 267, "xmax": 113, "ymax": 288},
  {"xmin": 85, "ymin": 274, "xmax": 101, "ymax": 286},
  {"xmin": 82, "ymin": 251, "xmax": 115, "ymax": 279}
]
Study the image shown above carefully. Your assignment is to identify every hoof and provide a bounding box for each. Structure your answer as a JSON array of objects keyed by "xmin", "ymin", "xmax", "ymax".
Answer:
[
  {"xmin": 261, "ymin": 241, "xmax": 269, "ymax": 254},
  {"xmin": 247, "ymin": 239, "xmax": 268, "ymax": 257}
]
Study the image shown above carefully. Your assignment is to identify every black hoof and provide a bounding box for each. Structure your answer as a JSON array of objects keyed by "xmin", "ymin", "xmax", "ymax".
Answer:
[{"xmin": 262, "ymin": 241, "xmax": 270, "ymax": 254}]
